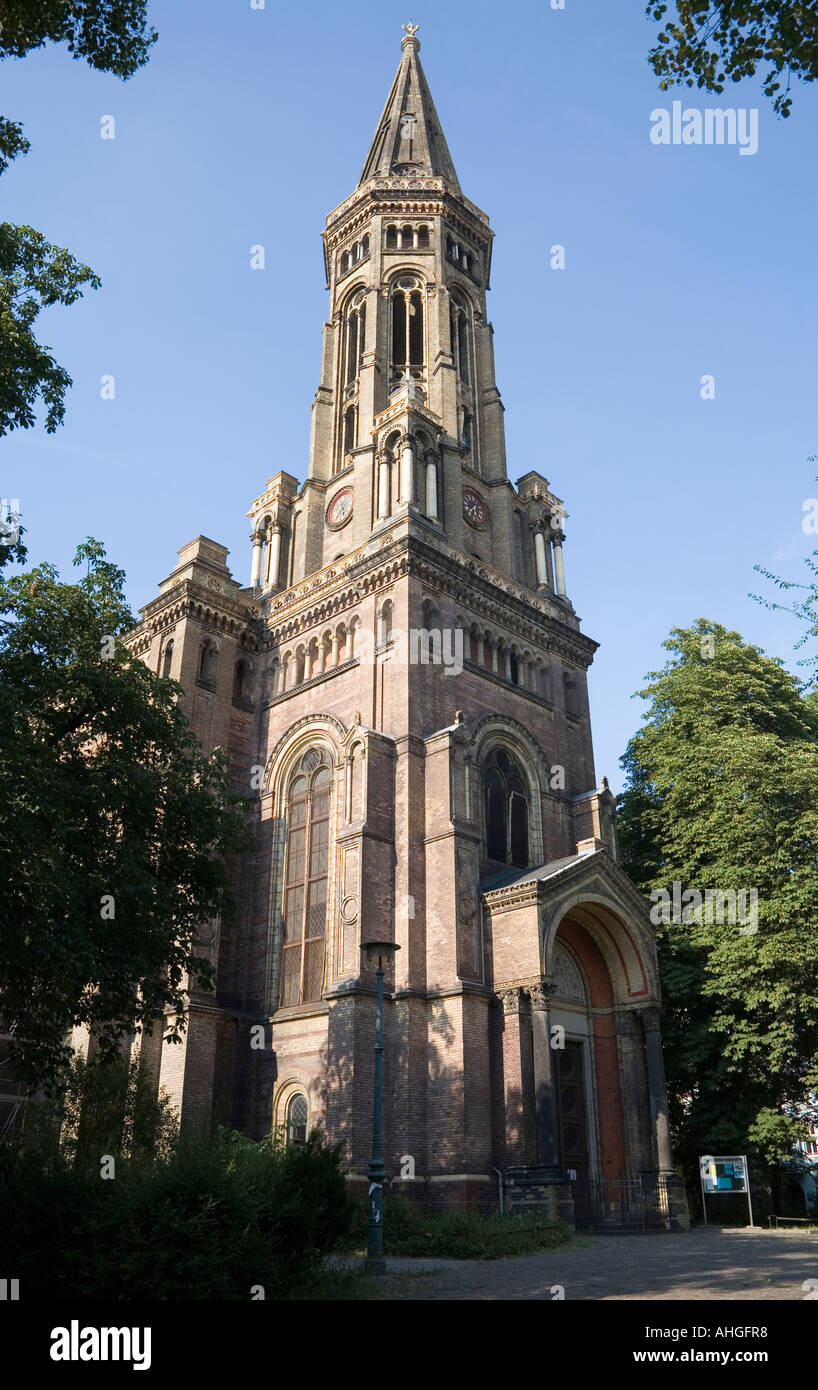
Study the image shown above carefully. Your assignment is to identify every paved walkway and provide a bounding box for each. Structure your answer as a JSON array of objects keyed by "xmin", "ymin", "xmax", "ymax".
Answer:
[{"xmin": 379, "ymin": 1228, "xmax": 818, "ymax": 1300}]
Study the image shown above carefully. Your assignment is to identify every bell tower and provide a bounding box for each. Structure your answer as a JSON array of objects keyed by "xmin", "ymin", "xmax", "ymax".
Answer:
[{"xmin": 247, "ymin": 24, "xmax": 569, "ymax": 598}]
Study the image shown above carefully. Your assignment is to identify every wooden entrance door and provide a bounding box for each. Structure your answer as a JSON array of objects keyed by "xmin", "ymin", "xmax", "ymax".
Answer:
[{"xmin": 557, "ymin": 1040, "xmax": 589, "ymax": 1183}]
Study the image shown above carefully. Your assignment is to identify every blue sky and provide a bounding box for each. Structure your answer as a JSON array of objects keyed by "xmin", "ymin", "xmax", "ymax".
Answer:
[{"xmin": 3, "ymin": 0, "xmax": 816, "ymax": 788}]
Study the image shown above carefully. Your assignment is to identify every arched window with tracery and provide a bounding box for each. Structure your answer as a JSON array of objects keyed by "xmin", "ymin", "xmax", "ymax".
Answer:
[
  {"xmin": 280, "ymin": 748, "xmax": 332, "ymax": 1008},
  {"xmin": 484, "ymin": 748, "xmax": 529, "ymax": 868},
  {"xmin": 390, "ymin": 276, "xmax": 425, "ymax": 394},
  {"xmin": 285, "ymin": 1092, "xmax": 308, "ymax": 1146}
]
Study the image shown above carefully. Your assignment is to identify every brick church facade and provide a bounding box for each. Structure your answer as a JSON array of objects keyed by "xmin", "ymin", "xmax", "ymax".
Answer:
[{"xmin": 125, "ymin": 27, "xmax": 688, "ymax": 1228}]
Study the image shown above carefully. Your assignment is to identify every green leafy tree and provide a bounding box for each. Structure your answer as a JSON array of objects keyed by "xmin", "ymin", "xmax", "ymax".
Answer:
[
  {"xmin": 0, "ymin": 2, "xmax": 157, "ymax": 432},
  {"xmin": 0, "ymin": 537, "xmax": 253, "ymax": 1091},
  {"xmin": 618, "ymin": 620, "xmax": 818, "ymax": 1179},
  {"xmin": 647, "ymin": 2, "xmax": 818, "ymax": 117},
  {"xmin": 25, "ymin": 1052, "xmax": 180, "ymax": 1169},
  {"xmin": 0, "ymin": 224, "xmax": 101, "ymax": 433},
  {"xmin": 751, "ymin": 457, "xmax": 818, "ymax": 687}
]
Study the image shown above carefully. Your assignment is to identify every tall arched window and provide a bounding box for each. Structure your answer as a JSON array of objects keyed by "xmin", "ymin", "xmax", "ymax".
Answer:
[
  {"xmin": 450, "ymin": 291, "xmax": 472, "ymax": 386},
  {"xmin": 280, "ymin": 749, "xmax": 332, "ymax": 1008},
  {"xmin": 390, "ymin": 276, "xmax": 425, "ymax": 394},
  {"xmin": 161, "ymin": 638, "xmax": 174, "ymax": 678},
  {"xmin": 285, "ymin": 1092, "xmax": 308, "ymax": 1147},
  {"xmin": 484, "ymin": 748, "xmax": 529, "ymax": 868},
  {"xmin": 344, "ymin": 290, "xmax": 366, "ymax": 386}
]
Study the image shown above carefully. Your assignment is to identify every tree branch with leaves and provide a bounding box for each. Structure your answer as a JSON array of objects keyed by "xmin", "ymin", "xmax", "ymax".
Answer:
[
  {"xmin": 0, "ymin": 1, "xmax": 157, "ymax": 434},
  {"xmin": 647, "ymin": 2, "xmax": 818, "ymax": 117}
]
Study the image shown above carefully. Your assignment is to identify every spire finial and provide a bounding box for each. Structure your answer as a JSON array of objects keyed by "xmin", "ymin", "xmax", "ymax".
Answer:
[{"xmin": 401, "ymin": 20, "xmax": 420, "ymax": 51}]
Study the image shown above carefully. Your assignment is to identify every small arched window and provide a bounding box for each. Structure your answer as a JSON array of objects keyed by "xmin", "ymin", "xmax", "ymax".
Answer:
[
  {"xmin": 199, "ymin": 640, "xmax": 218, "ymax": 687},
  {"xmin": 386, "ymin": 224, "xmax": 398, "ymax": 249},
  {"xmin": 343, "ymin": 404, "xmax": 356, "ymax": 456},
  {"xmin": 233, "ymin": 658, "xmax": 247, "ymax": 703},
  {"xmin": 161, "ymin": 639, "xmax": 174, "ymax": 679},
  {"xmin": 286, "ymin": 1092, "xmax": 308, "ymax": 1147},
  {"xmin": 280, "ymin": 748, "xmax": 332, "ymax": 1007},
  {"xmin": 563, "ymin": 669, "xmax": 579, "ymax": 718},
  {"xmin": 416, "ymin": 225, "xmax": 430, "ymax": 250},
  {"xmin": 377, "ymin": 599, "xmax": 393, "ymax": 646},
  {"xmin": 484, "ymin": 748, "xmax": 529, "ymax": 868}
]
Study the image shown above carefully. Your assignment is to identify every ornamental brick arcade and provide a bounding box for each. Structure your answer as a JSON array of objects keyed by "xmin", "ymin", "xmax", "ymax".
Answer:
[{"xmin": 124, "ymin": 27, "xmax": 689, "ymax": 1229}]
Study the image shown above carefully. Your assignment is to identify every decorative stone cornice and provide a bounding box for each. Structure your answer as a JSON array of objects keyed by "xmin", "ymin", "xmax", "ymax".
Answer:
[{"xmin": 125, "ymin": 578, "xmax": 260, "ymax": 656}]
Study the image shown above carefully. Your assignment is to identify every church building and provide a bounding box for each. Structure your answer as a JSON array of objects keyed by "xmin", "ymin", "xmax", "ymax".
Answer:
[{"xmin": 126, "ymin": 26, "xmax": 688, "ymax": 1230}]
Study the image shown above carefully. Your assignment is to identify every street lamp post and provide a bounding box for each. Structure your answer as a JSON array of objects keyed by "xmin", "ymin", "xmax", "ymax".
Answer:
[{"xmin": 361, "ymin": 939, "xmax": 400, "ymax": 1274}]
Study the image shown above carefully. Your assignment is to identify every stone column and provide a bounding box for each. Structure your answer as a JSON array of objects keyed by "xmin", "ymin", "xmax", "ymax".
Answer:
[
  {"xmin": 529, "ymin": 981, "xmax": 563, "ymax": 1178},
  {"xmin": 544, "ymin": 537, "xmax": 554, "ymax": 591},
  {"xmin": 377, "ymin": 451, "xmax": 390, "ymax": 520},
  {"xmin": 503, "ymin": 647, "xmax": 512, "ymax": 682},
  {"xmin": 533, "ymin": 528, "xmax": 548, "ymax": 586},
  {"xmin": 331, "ymin": 632, "xmax": 342, "ymax": 668},
  {"xmin": 348, "ymin": 624, "xmax": 356, "ymax": 661},
  {"xmin": 490, "ymin": 640, "xmax": 499, "ymax": 674},
  {"xmin": 425, "ymin": 455, "xmax": 438, "ymax": 519},
  {"xmin": 400, "ymin": 435, "xmax": 414, "ymax": 506},
  {"xmin": 250, "ymin": 530, "xmax": 264, "ymax": 588},
  {"xmin": 553, "ymin": 533, "xmax": 566, "ymax": 597},
  {"xmin": 499, "ymin": 986, "xmax": 536, "ymax": 1166},
  {"xmin": 639, "ymin": 1007, "xmax": 674, "ymax": 1172},
  {"xmin": 476, "ymin": 634, "xmax": 485, "ymax": 666},
  {"xmin": 267, "ymin": 525, "xmax": 282, "ymax": 589}
]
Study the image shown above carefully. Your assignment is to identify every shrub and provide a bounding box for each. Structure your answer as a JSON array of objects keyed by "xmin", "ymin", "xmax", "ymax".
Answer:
[
  {"xmin": 343, "ymin": 1193, "xmax": 574, "ymax": 1260},
  {"xmin": 0, "ymin": 1126, "xmax": 352, "ymax": 1299}
]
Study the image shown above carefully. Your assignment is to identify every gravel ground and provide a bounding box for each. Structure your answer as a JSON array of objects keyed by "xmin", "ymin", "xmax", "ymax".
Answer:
[{"xmin": 372, "ymin": 1227, "xmax": 818, "ymax": 1300}]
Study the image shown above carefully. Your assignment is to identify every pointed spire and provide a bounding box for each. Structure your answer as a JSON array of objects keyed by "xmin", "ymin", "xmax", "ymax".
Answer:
[{"xmin": 358, "ymin": 24, "xmax": 461, "ymax": 193}]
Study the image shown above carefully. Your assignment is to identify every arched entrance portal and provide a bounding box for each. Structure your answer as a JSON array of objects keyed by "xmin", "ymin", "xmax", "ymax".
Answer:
[{"xmin": 488, "ymin": 852, "xmax": 690, "ymax": 1230}]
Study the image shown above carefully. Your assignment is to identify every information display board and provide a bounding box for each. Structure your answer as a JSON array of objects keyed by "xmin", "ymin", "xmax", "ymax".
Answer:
[{"xmin": 699, "ymin": 1154, "xmax": 754, "ymax": 1225}]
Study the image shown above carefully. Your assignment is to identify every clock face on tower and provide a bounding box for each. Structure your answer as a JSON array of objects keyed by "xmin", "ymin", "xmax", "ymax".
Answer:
[
  {"xmin": 462, "ymin": 487, "xmax": 488, "ymax": 530},
  {"xmin": 326, "ymin": 488, "xmax": 354, "ymax": 529}
]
